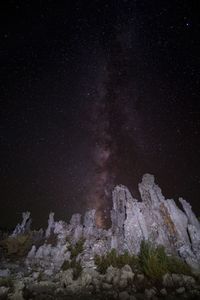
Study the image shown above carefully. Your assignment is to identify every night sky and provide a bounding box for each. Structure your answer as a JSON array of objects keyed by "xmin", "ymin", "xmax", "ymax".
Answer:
[{"xmin": 1, "ymin": 1, "xmax": 200, "ymax": 229}]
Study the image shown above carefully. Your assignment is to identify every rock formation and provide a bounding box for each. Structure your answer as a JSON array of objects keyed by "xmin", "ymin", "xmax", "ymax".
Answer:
[
  {"xmin": 12, "ymin": 174, "xmax": 200, "ymax": 272},
  {"xmin": 1, "ymin": 174, "xmax": 200, "ymax": 299},
  {"xmin": 11, "ymin": 211, "xmax": 32, "ymax": 237},
  {"xmin": 111, "ymin": 174, "xmax": 200, "ymax": 270}
]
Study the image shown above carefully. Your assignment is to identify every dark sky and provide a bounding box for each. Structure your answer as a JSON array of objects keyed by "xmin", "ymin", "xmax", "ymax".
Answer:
[{"xmin": 0, "ymin": 0, "xmax": 200, "ymax": 229}]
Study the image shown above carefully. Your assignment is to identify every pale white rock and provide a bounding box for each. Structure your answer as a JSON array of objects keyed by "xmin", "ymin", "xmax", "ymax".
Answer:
[
  {"xmin": 119, "ymin": 186, "xmax": 148, "ymax": 254},
  {"xmin": 26, "ymin": 242, "xmax": 70, "ymax": 272},
  {"xmin": 11, "ymin": 211, "xmax": 31, "ymax": 237},
  {"xmin": 138, "ymin": 174, "xmax": 165, "ymax": 207},
  {"xmin": 179, "ymin": 198, "xmax": 200, "ymax": 231},
  {"xmin": 110, "ymin": 173, "xmax": 200, "ymax": 269},
  {"xmin": 178, "ymin": 244, "xmax": 198, "ymax": 270},
  {"xmin": 69, "ymin": 214, "xmax": 83, "ymax": 243},
  {"xmin": 164, "ymin": 199, "xmax": 189, "ymax": 243},
  {"xmin": 44, "ymin": 269, "xmax": 53, "ymax": 277},
  {"xmin": 70, "ymin": 213, "xmax": 81, "ymax": 227},
  {"xmin": 83, "ymin": 209, "xmax": 97, "ymax": 238},
  {"xmin": 32, "ymin": 272, "xmax": 40, "ymax": 280},
  {"xmin": 120, "ymin": 264, "xmax": 134, "ymax": 286},
  {"xmin": 53, "ymin": 221, "xmax": 67, "ymax": 244},
  {"xmin": 73, "ymin": 225, "xmax": 83, "ymax": 243},
  {"xmin": 187, "ymin": 224, "xmax": 200, "ymax": 261},
  {"xmin": 23, "ymin": 173, "xmax": 200, "ymax": 273},
  {"xmin": 45, "ymin": 212, "xmax": 55, "ymax": 238},
  {"xmin": 111, "ymin": 185, "xmax": 128, "ymax": 252},
  {"xmin": 27, "ymin": 245, "xmax": 36, "ymax": 259},
  {"xmin": 91, "ymin": 235, "xmax": 110, "ymax": 256}
]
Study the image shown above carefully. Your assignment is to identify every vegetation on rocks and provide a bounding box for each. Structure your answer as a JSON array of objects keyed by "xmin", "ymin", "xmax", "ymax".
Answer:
[
  {"xmin": 95, "ymin": 241, "xmax": 192, "ymax": 281},
  {"xmin": 139, "ymin": 240, "xmax": 192, "ymax": 280},
  {"xmin": 0, "ymin": 233, "xmax": 34, "ymax": 259},
  {"xmin": 166, "ymin": 255, "xmax": 193, "ymax": 276},
  {"xmin": 68, "ymin": 238, "xmax": 85, "ymax": 259},
  {"xmin": 71, "ymin": 259, "xmax": 83, "ymax": 280},
  {"xmin": 94, "ymin": 248, "xmax": 139, "ymax": 274},
  {"xmin": 0, "ymin": 277, "xmax": 13, "ymax": 288},
  {"xmin": 61, "ymin": 239, "xmax": 85, "ymax": 280},
  {"xmin": 61, "ymin": 259, "xmax": 83, "ymax": 280}
]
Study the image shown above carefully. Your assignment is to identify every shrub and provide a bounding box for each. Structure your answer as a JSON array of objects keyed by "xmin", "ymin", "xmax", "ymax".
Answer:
[
  {"xmin": 139, "ymin": 240, "xmax": 192, "ymax": 281},
  {"xmin": 94, "ymin": 253, "xmax": 110, "ymax": 274},
  {"xmin": 61, "ymin": 260, "xmax": 71, "ymax": 271},
  {"xmin": 0, "ymin": 233, "xmax": 33, "ymax": 258},
  {"xmin": 167, "ymin": 256, "xmax": 192, "ymax": 276},
  {"xmin": 94, "ymin": 248, "xmax": 138, "ymax": 274},
  {"xmin": 0, "ymin": 277, "xmax": 13, "ymax": 288},
  {"xmin": 71, "ymin": 259, "xmax": 83, "ymax": 280},
  {"xmin": 139, "ymin": 241, "xmax": 168, "ymax": 281},
  {"xmin": 68, "ymin": 238, "xmax": 85, "ymax": 259},
  {"xmin": 61, "ymin": 258, "xmax": 82, "ymax": 280}
]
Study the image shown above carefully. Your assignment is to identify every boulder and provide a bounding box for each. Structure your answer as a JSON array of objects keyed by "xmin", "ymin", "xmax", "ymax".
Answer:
[
  {"xmin": 145, "ymin": 288, "xmax": 157, "ymax": 299},
  {"xmin": 60, "ymin": 269, "xmax": 74, "ymax": 287},
  {"xmin": 105, "ymin": 267, "xmax": 120, "ymax": 286},
  {"xmin": 119, "ymin": 291, "xmax": 130, "ymax": 300}
]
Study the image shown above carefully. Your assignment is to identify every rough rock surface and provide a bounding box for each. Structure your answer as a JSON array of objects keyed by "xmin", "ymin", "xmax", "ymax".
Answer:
[
  {"xmin": 110, "ymin": 174, "xmax": 200, "ymax": 269},
  {"xmin": 23, "ymin": 174, "xmax": 200, "ymax": 271},
  {"xmin": 11, "ymin": 211, "xmax": 32, "ymax": 237},
  {"xmin": 1, "ymin": 173, "xmax": 200, "ymax": 299}
]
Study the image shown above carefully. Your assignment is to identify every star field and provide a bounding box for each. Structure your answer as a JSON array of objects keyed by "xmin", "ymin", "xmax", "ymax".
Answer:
[{"xmin": 0, "ymin": 0, "xmax": 200, "ymax": 228}]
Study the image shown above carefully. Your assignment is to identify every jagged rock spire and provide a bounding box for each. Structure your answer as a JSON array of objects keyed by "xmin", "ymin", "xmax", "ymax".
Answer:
[
  {"xmin": 25, "ymin": 173, "xmax": 200, "ymax": 271},
  {"xmin": 11, "ymin": 211, "xmax": 31, "ymax": 237}
]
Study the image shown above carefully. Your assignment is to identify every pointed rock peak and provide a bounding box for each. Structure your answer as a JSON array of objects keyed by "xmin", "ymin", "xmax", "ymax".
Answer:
[
  {"xmin": 140, "ymin": 173, "xmax": 155, "ymax": 189},
  {"xmin": 179, "ymin": 197, "xmax": 200, "ymax": 231},
  {"xmin": 45, "ymin": 212, "xmax": 55, "ymax": 238},
  {"xmin": 83, "ymin": 209, "xmax": 96, "ymax": 228},
  {"xmin": 114, "ymin": 184, "xmax": 130, "ymax": 191},
  {"xmin": 112, "ymin": 185, "xmax": 136, "ymax": 205},
  {"xmin": 138, "ymin": 174, "xmax": 165, "ymax": 205},
  {"xmin": 11, "ymin": 211, "xmax": 32, "ymax": 237},
  {"xmin": 70, "ymin": 213, "xmax": 82, "ymax": 227}
]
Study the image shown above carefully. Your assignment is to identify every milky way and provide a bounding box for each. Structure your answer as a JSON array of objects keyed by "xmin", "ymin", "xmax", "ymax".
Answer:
[
  {"xmin": 0, "ymin": 1, "xmax": 199, "ymax": 229},
  {"xmin": 86, "ymin": 30, "xmax": 141, "ymax": 227},
  {"xmin": 86, "ymin": 73, "xmax": 114, "ymax": 227}
]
